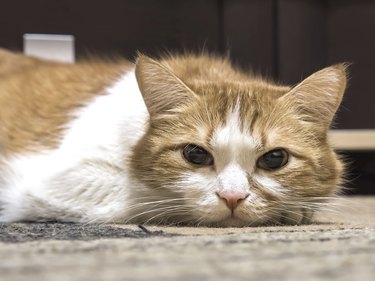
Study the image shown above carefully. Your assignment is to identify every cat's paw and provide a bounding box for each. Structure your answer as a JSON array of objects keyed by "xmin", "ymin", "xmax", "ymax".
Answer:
[{"xmin": 280, "ymin": 207, "xmax": 314, "ymax": 225}]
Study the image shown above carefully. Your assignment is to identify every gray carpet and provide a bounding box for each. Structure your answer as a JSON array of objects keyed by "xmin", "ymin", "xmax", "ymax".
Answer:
[
  {"xmin": 0, "ymin": 196, "xmax": 374, "ymax": 281},
  {"xmin": 0, "ymin": 223, "xmax": 171, "ymax": 243}
]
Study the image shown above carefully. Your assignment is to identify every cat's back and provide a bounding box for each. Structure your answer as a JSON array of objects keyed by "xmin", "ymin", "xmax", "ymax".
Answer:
[{"xmin": 0, "ymin": 49, "xmax": 131, "ymax": 155}]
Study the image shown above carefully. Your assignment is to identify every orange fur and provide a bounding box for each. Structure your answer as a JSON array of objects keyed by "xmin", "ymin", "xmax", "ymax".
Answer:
[{"xmin": 0, "ymin": 49, "xmax": 130, "ymax": 155}]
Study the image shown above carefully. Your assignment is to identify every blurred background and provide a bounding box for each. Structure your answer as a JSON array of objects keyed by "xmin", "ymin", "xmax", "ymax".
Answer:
[{"xmin": 0, "ymin": 0, "xmax": 374, "ymax": 194}]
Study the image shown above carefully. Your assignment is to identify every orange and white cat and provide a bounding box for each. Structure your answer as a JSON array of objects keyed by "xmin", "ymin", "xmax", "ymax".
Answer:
[{"xmin": 0, "ymin": 49, "xmax": 346, "ymax": 226}]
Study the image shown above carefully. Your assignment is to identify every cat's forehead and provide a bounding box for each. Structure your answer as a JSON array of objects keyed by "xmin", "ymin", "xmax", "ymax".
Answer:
[
  {"xmin": 209, "ymin": 99, "xmax": 260, "ymax": 167},
  {"xmin": 155, "ymin": 80, "xmax": 296, "ymax": 159},
  {"xmin": 189, "ymin": 81, "xmax": 290, "ymax": 130},
  {"xmin": 183, "ymin": 82, "xmax": 295, "ymax": 160},
  {"xmin": 211, "ymin": 98, "xmax": 253, "ymax": 143},
  {"xmin": 190, "ymin": 80, "xmax": 289, "ymax": 110}
]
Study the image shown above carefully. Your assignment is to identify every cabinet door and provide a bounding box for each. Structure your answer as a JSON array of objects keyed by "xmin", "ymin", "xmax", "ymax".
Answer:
[
  {"xmin": 0, "ymin": 0, "xmax": 221, "ymax": 59},
  {"xmin": 222, "ymin": 0, "xmax": 276, "ymax": 77},
  {"xmin": 326, "ymin": 1, "xmax": 375, "ymax": 129},
  {"xmin": 278, "ymin": 0, "xmax": 375, "ymax": 129}
]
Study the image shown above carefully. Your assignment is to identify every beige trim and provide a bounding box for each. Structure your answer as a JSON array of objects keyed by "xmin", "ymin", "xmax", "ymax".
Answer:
[{"xmin": 329, "ymin": 130, "xmax": 375, "ymax": 150}]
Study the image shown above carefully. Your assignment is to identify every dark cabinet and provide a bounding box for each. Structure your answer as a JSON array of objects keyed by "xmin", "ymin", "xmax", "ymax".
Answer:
[{"xmin": 278, "ymin": 0, "xmax": 375, "ymax": 129}]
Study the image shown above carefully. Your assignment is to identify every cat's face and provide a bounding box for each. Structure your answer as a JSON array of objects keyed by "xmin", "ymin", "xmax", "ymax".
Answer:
[{"xmin": 132, "ymin": 56, "xmax": 346, "ymax": 226}]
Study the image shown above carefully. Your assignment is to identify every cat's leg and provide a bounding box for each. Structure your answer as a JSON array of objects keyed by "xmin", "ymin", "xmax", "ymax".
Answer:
[
  {"xmin": 280, "ymin": 207, "xmax": 314, "ymax": 225},
  {"xmin": 0, "ymin": 153, "xmax": 131, "ymax": 223}
]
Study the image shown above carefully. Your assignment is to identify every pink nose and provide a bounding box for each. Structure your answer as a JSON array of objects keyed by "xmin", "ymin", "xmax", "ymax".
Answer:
[{"xmin": 217, "ymin": 191, "xmax": 249, "ymax": 211}]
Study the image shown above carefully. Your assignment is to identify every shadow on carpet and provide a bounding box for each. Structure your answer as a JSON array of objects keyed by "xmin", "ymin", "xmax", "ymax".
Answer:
[{"xmin": 0, "ymin": 223, "xmax": 172, "ymax": 243}]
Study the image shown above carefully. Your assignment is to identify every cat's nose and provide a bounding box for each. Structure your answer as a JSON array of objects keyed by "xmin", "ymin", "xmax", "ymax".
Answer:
[{"xmin": 217, "ymin": 191, "xmax": 249, "ymax": 211}]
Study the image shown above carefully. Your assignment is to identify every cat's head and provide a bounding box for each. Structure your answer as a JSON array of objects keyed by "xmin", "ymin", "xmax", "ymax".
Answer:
[{"xmin": 131, "ymin": 55, "xmax": 346, "ymax": 226}]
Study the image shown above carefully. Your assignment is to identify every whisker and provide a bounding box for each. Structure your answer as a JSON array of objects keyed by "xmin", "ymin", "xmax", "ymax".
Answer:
[
  {"xmin": 143, "ymin": 208, "xmax": 193, "ymax": 225},
  {"xmin": 123, "ymin": 205, "xmax": 194, "ymax": 224}
]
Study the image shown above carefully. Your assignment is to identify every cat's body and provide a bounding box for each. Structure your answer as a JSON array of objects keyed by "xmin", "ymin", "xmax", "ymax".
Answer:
[{"xmin": 0, "ymin": 49, "xmax": 346, "ymax": 226}]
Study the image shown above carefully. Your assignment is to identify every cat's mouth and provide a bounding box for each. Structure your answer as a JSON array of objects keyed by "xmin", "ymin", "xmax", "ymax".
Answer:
[{"xmin": 202, "ymin": 207, "xmax": 275, "ymax": 227}]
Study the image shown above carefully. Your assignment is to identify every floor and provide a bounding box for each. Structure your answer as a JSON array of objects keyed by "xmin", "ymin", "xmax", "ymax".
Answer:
[{"xmin": 0, "ymin": 196, "xmax": 374, "ymax": 281}]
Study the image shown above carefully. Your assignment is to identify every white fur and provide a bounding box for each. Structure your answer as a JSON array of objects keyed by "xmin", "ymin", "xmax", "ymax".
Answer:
[
  {"xmin": 0, "ymin": 69, "xmax": 149, "ymax": 222},
  {"xmin": 218, "ymin": 163, "xmax": 249, "ymax": 195},
  {"xmin": 253, "ymin": 174, "xmax": 284, "ymax": 195},
  {"xmin": 211, "ymin": 100, "xmax": 258, "ymax": 170}
]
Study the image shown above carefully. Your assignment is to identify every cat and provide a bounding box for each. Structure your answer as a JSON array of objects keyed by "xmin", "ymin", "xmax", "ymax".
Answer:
[{"xmin": 0, "ymin": 48, "xmax": 346, "ymax": 227}]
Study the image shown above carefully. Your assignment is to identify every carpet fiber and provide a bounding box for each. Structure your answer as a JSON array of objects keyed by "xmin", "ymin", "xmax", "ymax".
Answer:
[{"xmin": 0, "ymin": 196, "xmax": 374, "ymax": 281}]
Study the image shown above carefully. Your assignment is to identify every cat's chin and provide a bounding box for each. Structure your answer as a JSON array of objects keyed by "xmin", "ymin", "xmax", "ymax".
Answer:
[
  {"xmin": 202, "ymin": 215, "xmax": 269, "ymax": 228},
  {"xmin": 215, "ymin": 218, "xmax": 254, "ymax": 227}
]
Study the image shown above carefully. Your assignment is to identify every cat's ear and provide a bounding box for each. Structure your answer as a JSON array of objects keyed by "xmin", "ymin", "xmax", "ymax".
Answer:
[
  {"xmin": 282, "ymin": 64, "xmax": 347, "ymax": 128},
  {"xmin": 135, "ymin": 55, "xmax": 196, "ymax": 116}
]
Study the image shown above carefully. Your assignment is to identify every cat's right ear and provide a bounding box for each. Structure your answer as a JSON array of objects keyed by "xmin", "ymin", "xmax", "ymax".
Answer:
[
  {"xmin": 135, "ymin": 55, "xmax": 196, "ymax": 116},
  {"xmin": 280, "ymin": 64, "xmax": 347, "ymax": 130}
]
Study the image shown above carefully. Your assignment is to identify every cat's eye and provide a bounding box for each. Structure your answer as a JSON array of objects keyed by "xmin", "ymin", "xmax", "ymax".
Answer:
[
  {"xmin": 257, "ymin": 149, "xmax": 289, "ymax": 171},
  {"xmin": 182, "ymin": 144, "xmax": 214, "ymax": 166}
]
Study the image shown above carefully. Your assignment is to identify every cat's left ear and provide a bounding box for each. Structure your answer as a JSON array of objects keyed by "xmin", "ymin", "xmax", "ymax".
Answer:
[
  {"xmin": 135, "ymin": 55, "xmax": 196, "ymax": 116},
  {"xmin": 281, "ymin": 64, "xmax": 347, "ymax": 128}
]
